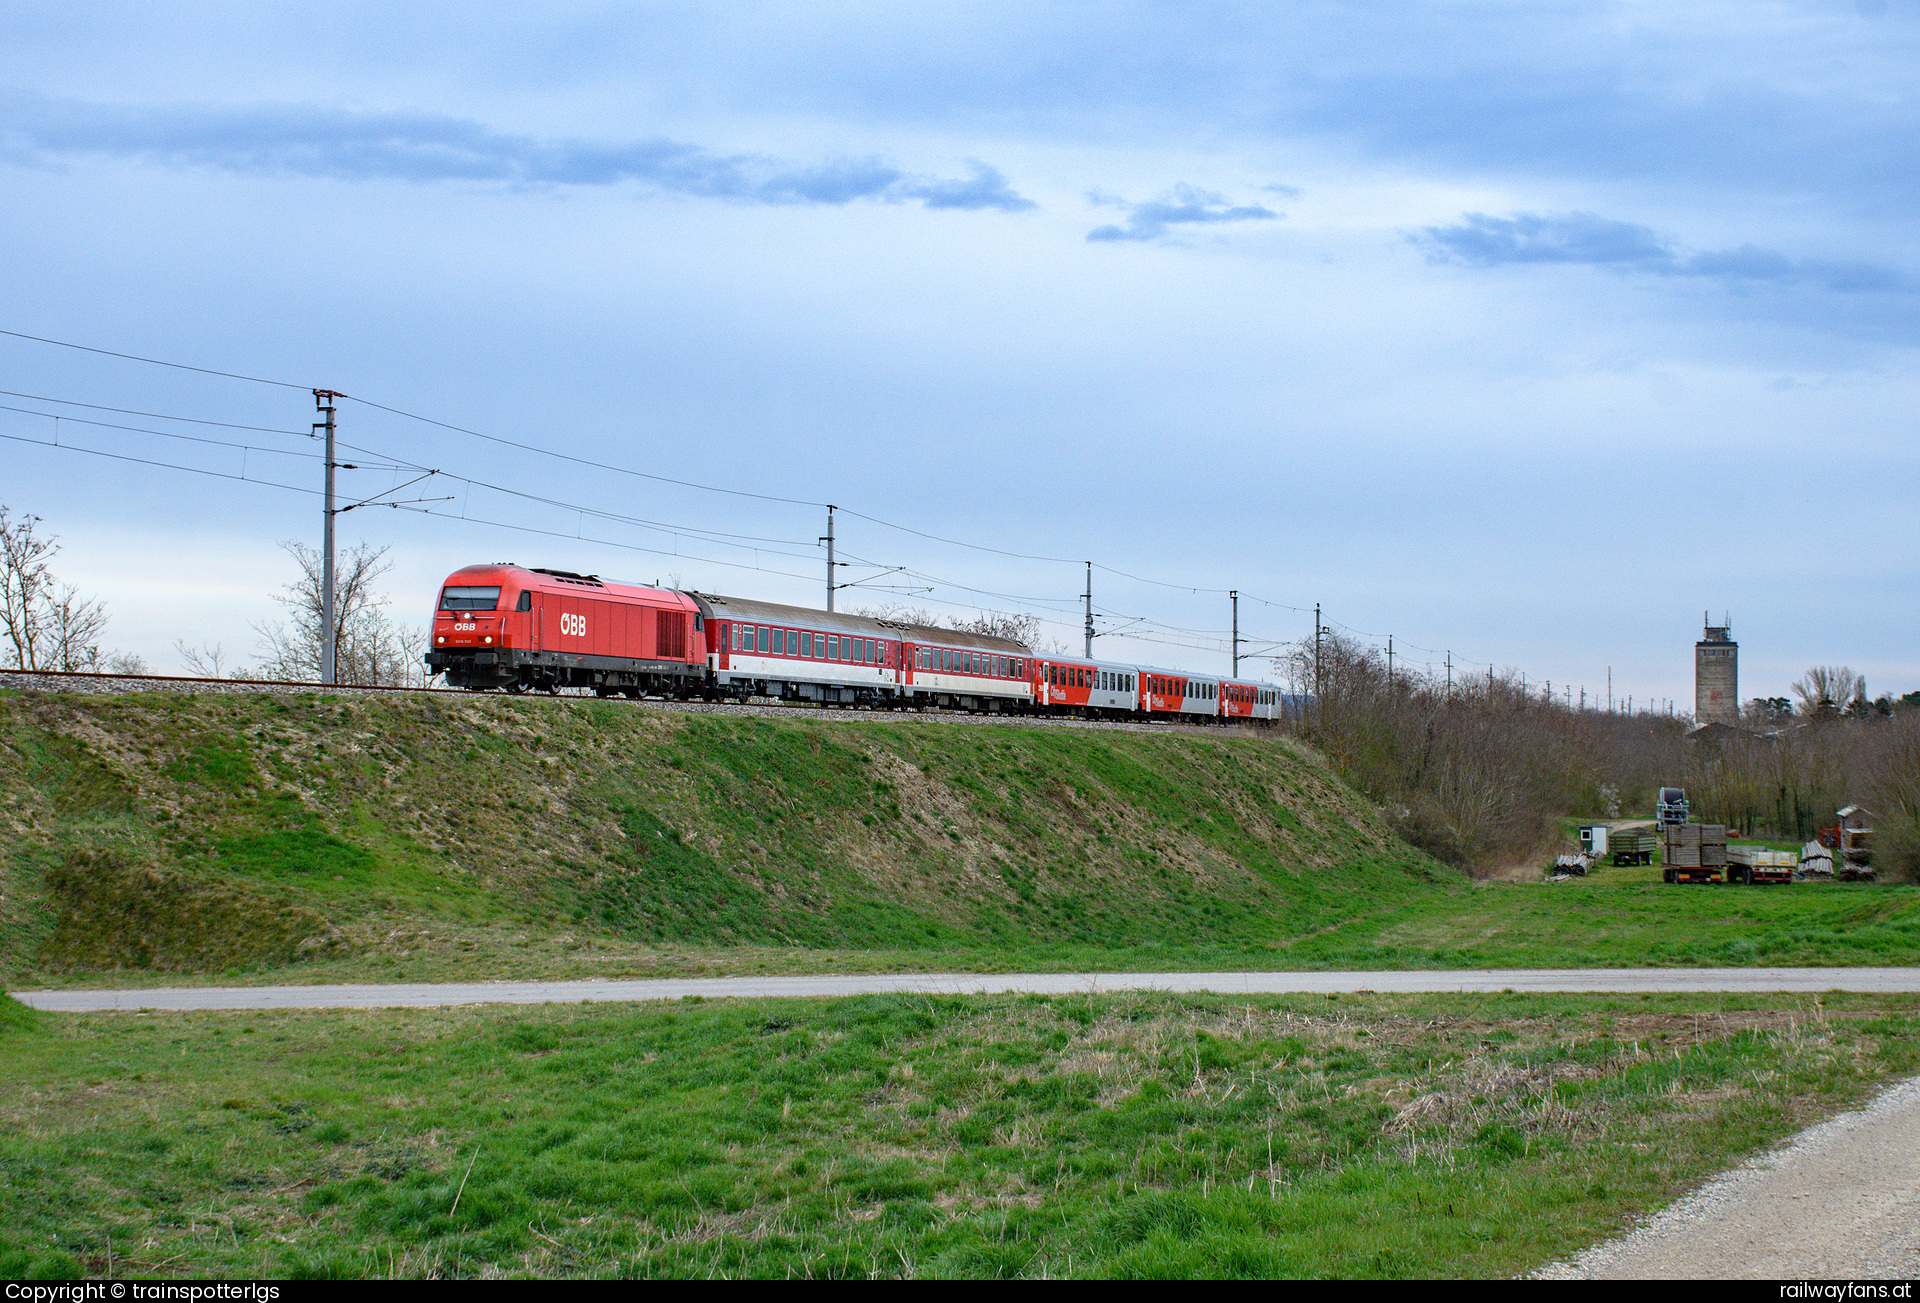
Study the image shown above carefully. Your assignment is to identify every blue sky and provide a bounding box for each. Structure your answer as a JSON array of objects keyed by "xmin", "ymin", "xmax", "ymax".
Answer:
[{"xmin": 2, "ymin": 1, "xmax": 1915, "ymax": 706}]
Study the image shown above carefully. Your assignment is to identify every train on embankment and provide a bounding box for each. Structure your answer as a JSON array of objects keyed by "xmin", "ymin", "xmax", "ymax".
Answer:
[{"xmin": 425, "ymin": 563, "xmax": 1285, "ymax": 724}]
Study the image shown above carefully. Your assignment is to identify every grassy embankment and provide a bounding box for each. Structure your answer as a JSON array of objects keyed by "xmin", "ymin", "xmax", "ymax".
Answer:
[
  {"xmin": 4, "ymin": 688, "xmax": 1917, "ymax": 988},
  {"xmin": 3, "ymin": 987, "xmax": 1916, "ymax": 1278}
]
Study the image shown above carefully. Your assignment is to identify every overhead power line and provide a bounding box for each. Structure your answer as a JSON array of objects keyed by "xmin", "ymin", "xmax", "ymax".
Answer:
[
  {"xmin": 2, "ymin": 327, "xmax": 1581, "ymax": 686},
  {"xmin": 0, "ymin": 328, "xmax": 311, "ymax": 389}
]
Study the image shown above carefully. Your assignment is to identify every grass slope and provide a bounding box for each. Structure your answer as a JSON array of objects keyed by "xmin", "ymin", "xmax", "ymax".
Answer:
[
  {"xmin": 0, "ymin": 690, "xmax": 1441, "ymax": 984},
  {"xmin": 4, "ymin": 688, "xmax": 1915, "ymax": 987}
]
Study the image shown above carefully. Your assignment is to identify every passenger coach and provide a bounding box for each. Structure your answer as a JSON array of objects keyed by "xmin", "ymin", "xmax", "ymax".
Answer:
[{"xmin": 691, "ymin": 593, "xmax": 1032, "ymax": 711}]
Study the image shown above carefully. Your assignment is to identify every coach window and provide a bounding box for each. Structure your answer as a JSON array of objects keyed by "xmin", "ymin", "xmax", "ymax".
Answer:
[{"xmin": 755, "ymin": 626, "xmax": 766, "ymax": 654}]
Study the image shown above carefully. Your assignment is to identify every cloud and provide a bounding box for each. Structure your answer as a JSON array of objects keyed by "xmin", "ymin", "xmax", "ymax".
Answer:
[
  {"xmin": 1418, "ymin": 211, "xmax": 1910, "ymax": 293},
  {"xmin": 0, "ymin": 92, "xmax": 1036, "ymax": 212},
  {"xmin": 1085, "ymin": 184, "xmax": 1279, "ymax": 242}
]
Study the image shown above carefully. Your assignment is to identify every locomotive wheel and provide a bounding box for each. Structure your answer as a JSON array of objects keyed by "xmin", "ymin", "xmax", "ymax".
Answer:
[
  {"xmin": 545, "ymin": 681, "xmax": 560, "ymax": 696},
  {"xmin": 504, "ymin": 681, "xmax": 528, "ymax": 695}
]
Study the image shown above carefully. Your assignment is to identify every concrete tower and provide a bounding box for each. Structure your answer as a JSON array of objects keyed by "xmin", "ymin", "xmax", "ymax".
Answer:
[{"xmin": 1695, "ymin": 613, "xmax": 1738, "ymax": 724}]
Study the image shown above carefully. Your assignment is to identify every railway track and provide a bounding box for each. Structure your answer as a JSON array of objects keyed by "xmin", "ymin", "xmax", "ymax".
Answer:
[{"xmin": 0, "ymin": 668, "xmax": 1277, "ymax": 736}]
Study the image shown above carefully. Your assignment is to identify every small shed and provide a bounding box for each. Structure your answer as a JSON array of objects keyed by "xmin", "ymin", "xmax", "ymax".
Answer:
[{"xmin": 1578, "ymin": 824, "xmax": 1610, "ymax": 855}]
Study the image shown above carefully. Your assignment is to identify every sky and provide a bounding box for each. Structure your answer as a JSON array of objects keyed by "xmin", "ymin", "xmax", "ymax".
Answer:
[{"xmin": 2, "ymin": 1, "xmax": 1915, "ymax": 709}]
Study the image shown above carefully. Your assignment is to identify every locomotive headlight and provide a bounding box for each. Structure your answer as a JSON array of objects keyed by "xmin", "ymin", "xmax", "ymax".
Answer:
[
  {"xmin": 436, "ymin": 636, "xmax": 445, "ymax": 643},
  {"xmin": 484, "ymin": 636, "xmax": 493, "ymax": 644}
]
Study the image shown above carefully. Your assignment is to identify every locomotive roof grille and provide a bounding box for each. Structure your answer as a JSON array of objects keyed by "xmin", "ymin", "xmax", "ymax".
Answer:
[{"xmin": 529, "ymin": 568, "xmax": 604, "ymax": 587}]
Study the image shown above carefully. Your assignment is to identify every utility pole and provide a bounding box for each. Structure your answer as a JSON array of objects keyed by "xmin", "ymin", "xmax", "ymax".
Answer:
[
  {"xmin": 822, "ymin": 505, "xmax": 836, "ymax": 612},
  {"xmin": 1083, "ymin": 562, "xmax": 1094, "ymax": 659},
  {"xmin": 313, "ymin": 390, "xmax": 340, "ymax": 685},
  {"xmin": 1386, "ymin": 636, "xmax": 1393, "ymax": 691},
  {"xmin": 1608, "ymin": 666, "xmax": 1613, "ymax": 712},
  {"xmin": 1230, "ymin": 590, "xmax": 1240, "ymax": 678},
  {"xmin": 1313, "ymin": 603, "xmax": 1322, "ymax": 705},
  {"xmin": 1445, "ymin": 650, "xmax": 1452, "ymax": 694}
]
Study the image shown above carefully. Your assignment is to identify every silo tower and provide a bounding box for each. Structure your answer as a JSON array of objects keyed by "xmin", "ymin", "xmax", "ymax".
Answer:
[{"xmin": 1695, "ymin": 613, "xmax": 1738, "ymax": 724}]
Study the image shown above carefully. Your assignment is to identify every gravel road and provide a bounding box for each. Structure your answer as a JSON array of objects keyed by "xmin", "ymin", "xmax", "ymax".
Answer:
[
  {"xmin": 1537, "ymin": 1071, "xmax": 1920, "ymax": 1280},
  {"xmin": 17, "ymin": 966, "xmax": 1920, "ymax": 1012}
]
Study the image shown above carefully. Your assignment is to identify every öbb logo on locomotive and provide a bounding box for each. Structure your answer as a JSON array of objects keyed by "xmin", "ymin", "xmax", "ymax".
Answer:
[{"xmin": 424, "ymin": 562, "xmax": 1284, "ymax": 722}]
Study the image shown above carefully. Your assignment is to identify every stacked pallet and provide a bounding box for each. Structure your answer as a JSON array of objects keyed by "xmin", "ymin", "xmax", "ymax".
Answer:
[{"xmin": 1663, "ymin": 823, "xmax": 1728, "ymax": 868}]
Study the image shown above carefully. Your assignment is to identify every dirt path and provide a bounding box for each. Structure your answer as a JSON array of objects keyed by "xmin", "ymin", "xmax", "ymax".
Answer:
[{"xmin": 1538, "ymin": 1072, "xmax": 1920, "ymax": 1279}]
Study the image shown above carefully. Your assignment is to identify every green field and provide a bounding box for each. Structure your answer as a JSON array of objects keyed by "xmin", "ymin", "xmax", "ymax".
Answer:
[
  {"xmin": 5, "ymin": 988, "xmax": 1915, "ymax": 1279},
  {"xmin": 8, "ymin": 689, "xmax": 1920, "ymax": 1279}
]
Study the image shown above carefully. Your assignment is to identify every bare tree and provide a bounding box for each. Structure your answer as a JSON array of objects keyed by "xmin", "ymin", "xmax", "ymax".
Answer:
[
  {"xmin": 948, "ymin": 610, "xmax": 1046, "ymax": 648},
  {"xmin": 48, "ymin": 583, "xmax": 110, "ymax": 671},
  {"xmin": 174, "ymin": 639, "xmax": 237, "ymax": 678},
  {"xmin": 852, "ymin": 602, "xmax": 942, "ymax": 626},
  {"xmin": 0, "ymin": 506, "xmax": 55, "ymax": 669},
  {"xmin": 1, "ymin": 506, "xmax": 123, "ymax": 672},
  {"xmin": 1792, "ymin": 666, "xmax": 1862, "ymax": 719},
  {"xmin": 253, "ymin": 540, "xmax": 424, "ymax": 686}
]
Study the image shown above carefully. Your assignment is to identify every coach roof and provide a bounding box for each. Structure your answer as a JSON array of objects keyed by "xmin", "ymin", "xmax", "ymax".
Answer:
[{"xmin": 689, "ymin": 593, "xmax": 1029, "ymax": 655}]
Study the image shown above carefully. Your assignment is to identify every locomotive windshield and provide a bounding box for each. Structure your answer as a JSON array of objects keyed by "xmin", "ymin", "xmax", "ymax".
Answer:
[{"xmin": 440, "ymin": 585, "xmax": 502, "ymax": 611}]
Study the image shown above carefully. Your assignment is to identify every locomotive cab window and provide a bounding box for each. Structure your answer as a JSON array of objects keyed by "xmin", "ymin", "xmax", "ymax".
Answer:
[
  {"xmin": 516, "ymin": 591, "xmax": 532, "ymax": 612},
  {"xmin": 440, "ymin": 586, "xmax": 501, "ymax": 611}
]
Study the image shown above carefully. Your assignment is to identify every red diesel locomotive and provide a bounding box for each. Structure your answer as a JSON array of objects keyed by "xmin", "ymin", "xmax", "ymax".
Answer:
[{"xmin": 427, "ymin": 564, "xmax": 704, "ymax": 695}]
